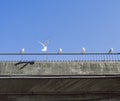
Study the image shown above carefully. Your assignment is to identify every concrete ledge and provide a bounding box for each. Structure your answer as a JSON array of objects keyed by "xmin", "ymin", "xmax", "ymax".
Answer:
[
  {"xmin": 0, "ymin": 62, "xmax": 120, "ymax": 75},
  {"xmin": 0, "ymin": 75, "xmax": 120, "ymax": 78}
]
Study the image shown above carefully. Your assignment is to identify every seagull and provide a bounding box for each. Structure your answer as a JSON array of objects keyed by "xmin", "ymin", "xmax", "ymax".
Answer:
[
  {"xmin": 20, "ymin": 48, "xmax": 25, "ymax": 54},
  {"xmin": 20, "ymin": 48, "xmax": 25, "ymax": 61},
  {"xmin": 109, "ymin": 48, "xmax": 113, "ymax": 53},
  {"xmin": 58, "ymin": 48, "xmax": 62, "ymax": 54},
  {"xmin": 38, "ymin": 40, "xmax": 49, "ymax": 52},
  {"xmin": 81, "ymin": 48, "xmax": 85, "ymax": 53}
]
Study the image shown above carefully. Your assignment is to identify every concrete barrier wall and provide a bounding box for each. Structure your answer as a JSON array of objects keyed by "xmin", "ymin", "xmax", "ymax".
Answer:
[{"xmin": 0, "ymin": 62, "xmax": 120, "ymax": 75}]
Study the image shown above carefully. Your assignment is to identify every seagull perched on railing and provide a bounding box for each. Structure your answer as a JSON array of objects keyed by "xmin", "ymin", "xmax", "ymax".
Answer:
[
  {"xmin": 38, "ymin": 40, "xmax": 49, "ymax": 52},
  {"xmin": 58, "ymin": 48, "xmax": 62, "ymax": 54},
  {"xmin": 81, "ymin": 48, "xmax": 85, "ymax": 53},
  {"xmin": 109, "ymin": 48, "xmax": 113, "ymax": 53},
  {"xmin": 20, "ymin": 48, "xmax": 25, "ymax": 54},
  {"xmin": 20, "ymin": 48, "xmax": 25, "ymax": 61}
]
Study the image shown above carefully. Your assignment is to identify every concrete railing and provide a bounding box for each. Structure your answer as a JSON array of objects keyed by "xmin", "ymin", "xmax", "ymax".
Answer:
[
  {"xmin": 0, "ymin": 62, "xmax": 120, "ymax": 75},
  {"xmin": 0, "ymin": 53, "xmax": 120, "ymax": 62}
]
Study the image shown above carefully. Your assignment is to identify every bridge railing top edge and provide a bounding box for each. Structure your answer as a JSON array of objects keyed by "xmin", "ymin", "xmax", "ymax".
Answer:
[{"xmin": 0, "ymin": 53, "xmax": 120, "ymax": 55}]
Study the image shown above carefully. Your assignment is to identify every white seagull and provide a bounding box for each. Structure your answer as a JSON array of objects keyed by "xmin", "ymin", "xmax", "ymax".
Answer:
[
  {"xmin": 109, "ymin": 48, "xmax": 113, "ymax": 53},
  {"xmin": 20, "ymin": 48, "xmax": 25, "ymax": 54},
  {"xmin": 58, "ymin": 48, "xmax": 62, "ymax": 54},
  {"xmin": 38, "ymin": 40, "xmax": 49, "ymax": 52},
  {"xmin": 81, "ymin": 47, "xmax": 85, "ymax": 53}
]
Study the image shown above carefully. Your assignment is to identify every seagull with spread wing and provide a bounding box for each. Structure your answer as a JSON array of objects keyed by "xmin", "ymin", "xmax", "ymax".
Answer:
[{"xmin": 38, "ymin": 40, "xmax": 49, "ymax": 52}]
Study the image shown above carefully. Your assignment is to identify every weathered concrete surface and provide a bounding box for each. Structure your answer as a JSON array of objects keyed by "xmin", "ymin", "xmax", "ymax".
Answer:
[
  {"xmin": 0, "ymin": 62, "xmax": 120, "ymax": 75},
  {"xmin": 0, "ymin": 77, "xmax": 120, "ymax": 101},
  {"xmin": 0, "ymin": 62, "xmax": 120, "ymax": 101}
]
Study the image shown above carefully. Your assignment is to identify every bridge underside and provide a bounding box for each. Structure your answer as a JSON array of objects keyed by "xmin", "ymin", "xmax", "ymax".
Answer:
[{"xmin": 0, "ymin": 75, "xmax": 120, "ymax": 101}]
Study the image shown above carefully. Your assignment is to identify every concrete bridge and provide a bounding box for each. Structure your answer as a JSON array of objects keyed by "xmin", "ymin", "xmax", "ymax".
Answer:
[{"xmin": 0, "ymin": 53, "xmax": 120, "ymax": 101}]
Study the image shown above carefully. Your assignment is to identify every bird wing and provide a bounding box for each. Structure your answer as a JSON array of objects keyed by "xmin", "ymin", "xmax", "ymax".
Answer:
[
  {"xmin": 38, "ymin": 41, "xmax": 45, "ymax": 47},
  {"xmin": 44, "ymin": 40, "xmax": 49, "ymax": 46}
]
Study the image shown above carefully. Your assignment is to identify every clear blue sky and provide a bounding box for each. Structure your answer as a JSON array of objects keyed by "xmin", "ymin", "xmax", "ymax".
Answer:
[{"xmin": 0, "ymin": 0, "xmax": 120, "ymax": 53}]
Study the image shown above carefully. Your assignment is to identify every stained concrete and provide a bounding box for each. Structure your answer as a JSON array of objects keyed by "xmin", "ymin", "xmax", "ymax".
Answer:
[
  {"xmin": 0, "ymin": 62, "xmax": 120, "ymax": 75},
  {"xmin": 0, "ymin": 61, "xmax": 120, "ymax": 101}
]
